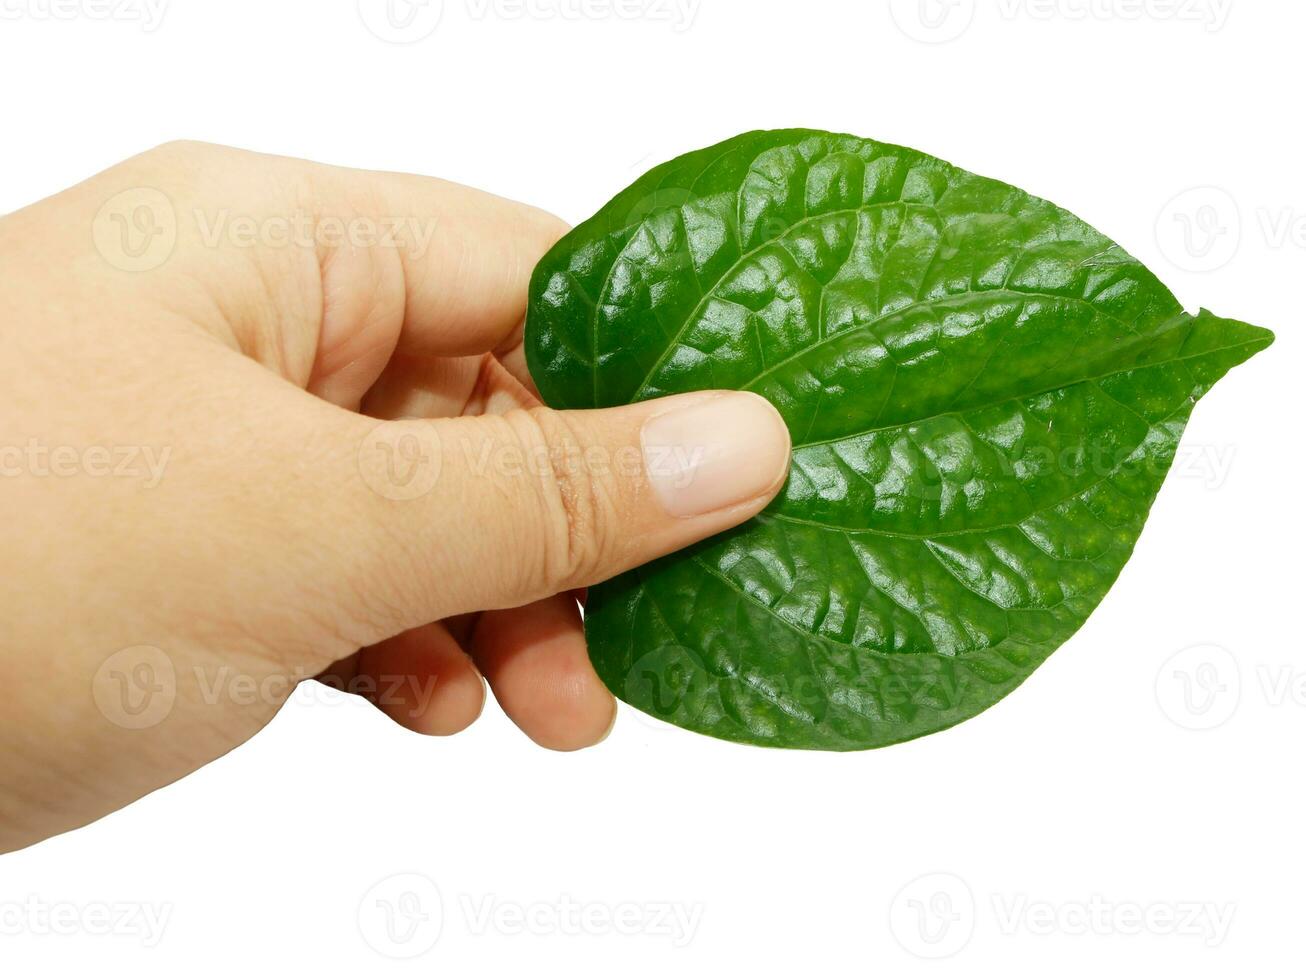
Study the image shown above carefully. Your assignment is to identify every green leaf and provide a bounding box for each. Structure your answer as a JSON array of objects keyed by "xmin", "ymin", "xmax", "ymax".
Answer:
[{"xmin": 525, "ymin": 129, "xmax": 1273, "ymax": 750}]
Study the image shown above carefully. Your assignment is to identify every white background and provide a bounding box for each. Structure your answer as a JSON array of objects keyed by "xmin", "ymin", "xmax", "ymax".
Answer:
[{"xmin": 1, "ymin": 1, "xmax": 1301, "ymax": 976}]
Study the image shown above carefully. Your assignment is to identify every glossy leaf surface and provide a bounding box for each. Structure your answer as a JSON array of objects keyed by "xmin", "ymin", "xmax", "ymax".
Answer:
[{"xmin": 526, "ymin": 130, "xmax": 1273, "ymax": 750}]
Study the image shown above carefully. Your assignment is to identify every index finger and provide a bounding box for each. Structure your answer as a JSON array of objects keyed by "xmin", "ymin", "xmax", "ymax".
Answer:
[{"xmin": 304, "ymin": 153, "xmax": 570, "ymax": 361}]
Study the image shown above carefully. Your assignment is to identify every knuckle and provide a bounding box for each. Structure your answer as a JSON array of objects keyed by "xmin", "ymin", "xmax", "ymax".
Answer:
[
  {"xmin": 523, "ymin": 207, "xmax": 571, "ymax": 252},
  {"xmin": 509, "ymin": 407, "xmax": 616, "ymax": 591},
  {"xmin": 137, "ymin": 139, "xmax": 222, "ymax": 168}
]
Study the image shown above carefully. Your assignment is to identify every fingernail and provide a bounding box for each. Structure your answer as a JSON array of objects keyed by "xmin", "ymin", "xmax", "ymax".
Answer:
[{"xmin": 641, "ymin": 392, "xmax": 791, "ymax": 518}]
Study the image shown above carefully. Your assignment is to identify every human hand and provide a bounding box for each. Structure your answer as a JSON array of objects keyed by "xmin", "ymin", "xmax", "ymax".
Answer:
[{"xmin": 0, "ymin": 142, "xmax": 791, "ymax": 853}]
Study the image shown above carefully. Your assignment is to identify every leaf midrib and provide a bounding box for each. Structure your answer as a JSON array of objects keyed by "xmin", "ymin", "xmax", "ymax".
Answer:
[
  {"xmin": 683, "ymin": 362, "xmax": 1246, "ymax": 663},
  {"xmin": 789, "ymin": 325, "xmax": 1268, "ymax": 452}
]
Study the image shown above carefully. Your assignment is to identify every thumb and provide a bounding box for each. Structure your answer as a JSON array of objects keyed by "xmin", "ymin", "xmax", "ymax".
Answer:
[{"xmin": 340, "ymin": 390, "xmax": 791, "ymax": 633}]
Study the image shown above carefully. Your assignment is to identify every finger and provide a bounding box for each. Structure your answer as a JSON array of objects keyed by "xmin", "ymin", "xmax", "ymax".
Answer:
[
  {"xmin": 101, "ymin": 341, "xmax": 790, "ymax": 672},
  {"xmin": 488, "ymin": 318, "xmax": 541, "ymax": 398},
  {"xmin": 444, "ymin": 613, "xmax": 480, "ymax": 649},
  {"xmin": 318, "ymin": 388, "xmax": 792, "ymax": 640},
  {"xmin": 66, "ymin": 142, "xmax": 569, "ymax": 405},
  {"xmin": 355, "ymin": 623, "xmax": 486, "ymax": 737},
  {"xmin": 361, "ymin": 351, "xmax": 537, "ymax": 422},
  {"xmin": 472, "ymin": 594, "xmax": 615, "ymax": 751},
  {"xmin": 304, "ymin": 157, "xmax": 568, "ymax": 359}
]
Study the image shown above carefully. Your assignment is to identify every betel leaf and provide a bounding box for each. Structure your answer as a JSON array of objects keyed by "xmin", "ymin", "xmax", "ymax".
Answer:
[{"xmin": 525, "ymin": 129, "xmax": 1273, "ymax": 750}]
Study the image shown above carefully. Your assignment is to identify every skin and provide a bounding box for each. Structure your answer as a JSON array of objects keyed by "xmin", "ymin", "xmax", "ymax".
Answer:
[{"xmin": 0, "ymin": 143, "xmax": 791, "ymax": 854}]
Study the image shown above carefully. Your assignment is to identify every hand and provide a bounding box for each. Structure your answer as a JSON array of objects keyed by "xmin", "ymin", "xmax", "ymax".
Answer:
[{"xmin": 0, "ymin": 142, "xmax": 791, "ymax": 853}]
